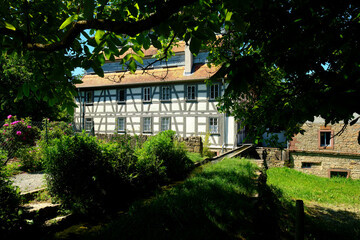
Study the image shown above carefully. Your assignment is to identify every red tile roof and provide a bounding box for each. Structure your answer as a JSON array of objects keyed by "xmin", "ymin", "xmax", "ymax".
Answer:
[{"xmin": 76, "ymin": 63, "xmax": 219, "ymax": 88}]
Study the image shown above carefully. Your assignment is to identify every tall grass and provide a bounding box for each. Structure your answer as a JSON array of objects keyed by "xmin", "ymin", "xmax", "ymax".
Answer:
[{"xmin": 267, "ymin": 167, "xmax": 360, "ymax": 207}]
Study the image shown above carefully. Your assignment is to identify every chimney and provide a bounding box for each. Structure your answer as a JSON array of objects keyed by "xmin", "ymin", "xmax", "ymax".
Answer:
[{"xmin": 184, "ymin": 40, "xmax": 193, "ymax": 76}]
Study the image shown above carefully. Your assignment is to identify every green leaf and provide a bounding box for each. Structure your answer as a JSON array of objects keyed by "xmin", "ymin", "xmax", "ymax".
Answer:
[
  {"xmin": 119, "ymin": 46, "xmax": 130, "ymax": 56},
  {"xmin": 189, "ymin": 37, "xmax": 201, "ymax": 54},
  {"xmin": 97, "ymin": 53, "xmax": 105, "ymax": 65},
  {"xmin": 225, "ymin": 11, "xmax": 233, "ymax": 22},
  {"xmin": 3, "ymin": 21, "xmax": 16, "ymax": 31},
  {"xmin": 83, "ymin": 0, "xmax": 95, "ymax": 20},
  {"xmin": 128, "ymin": 59, "xmax": 137, "ymax": 73},
  {"xmin": 149, "ymin": 35, "xmax": 161, "ymax": 49},
  {"xmin": 95, "ymin": 30, "xmax": 106, "ymax": 45},
  {"xmin": 92, "ymin": 62, "xmax": 104, "ymax": 77},
  {"xmin": 132, "ymin": 54, "xmax": 143, "ymax": 65},
  {"xmin": 23, "ymin": 82, "xmax": 30, "ymax": 97},
  {"xmin": 59, "ymin": 15, "xmax": 78, "ymax": 30}
]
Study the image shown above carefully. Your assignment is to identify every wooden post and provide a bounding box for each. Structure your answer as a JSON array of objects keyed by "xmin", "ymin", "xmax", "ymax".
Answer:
[{"xmin": 295, "ymin": 199, "xmax": 304, "ymax": 240}]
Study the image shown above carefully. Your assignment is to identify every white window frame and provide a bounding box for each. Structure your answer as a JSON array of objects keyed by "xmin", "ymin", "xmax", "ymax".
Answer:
[
  {"xmin": 161, "ymin": 86, "xmax": 171, "ymax": 101},
  {"xmin": 161, "ymin": 117, "xmax": 171, "ymax": 131},
  {"xmin": 209, "ymin": 117, "xmax": 219, "ymax": 134},
  {"xmin": 117, "ymin": 117, "xmax": 126, "ymax": 132},
  {"xmin": 209, "ymin": 83, "xmax": 220, "ymax": 100},
  {"xmin": 117, "ymin": 89, "xmax": 126, "ymax": 103},
  {"xmin": 186, "ymin": 85, "xmax": 196, "ymax": 101},
  {"xmin": 85, "ymin": 118, "xmax": 93, "ymax": 132},
  {"xmin": 143, "ymin": 87, "xmax": 152, "ymax": 102},
  {"xmin": 143, "ymin": 117, "xmax": 152, "ymax": 133}
]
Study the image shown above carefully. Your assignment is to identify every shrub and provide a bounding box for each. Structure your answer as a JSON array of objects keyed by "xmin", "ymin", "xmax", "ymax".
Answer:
[
  {"xmin": 135, "ymin": 130, "xmax": 194, "ymax": 183},
  {"xmin": 202, "ymin": 132, "xmax": 215, "ymax": 158},
  {"xmin": 43, "ymin": 133, "xmax": 136, "ymax": 215},
  {"xmin": 0, "ymin": 166, "xmax": 23, "ymax": 238},
  {"xmin": 40, "ymin": 120, "xmax": 74, "ymax": 144},
  {"xmin": 0, "ymin": 115, "xmax": 40, "ymax": 159},
  {"xmin": 17, "ymin": 146, "xmax": 44, "ymax": 172}
]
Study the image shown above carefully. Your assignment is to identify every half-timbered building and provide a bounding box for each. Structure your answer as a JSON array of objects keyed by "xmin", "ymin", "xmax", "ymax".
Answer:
[{"xmin": 74, "ymin": 42, "xmax": 242, "ymax": 152}]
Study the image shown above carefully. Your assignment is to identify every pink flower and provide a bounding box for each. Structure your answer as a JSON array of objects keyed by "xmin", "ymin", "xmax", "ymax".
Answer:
[
  {"xmin": 16, "ymin": 131, "xmax": 21, "ymax": 136},
  {"xmin": 27, "ymin": 125, "xmax": 32, "ymax": 129},
  {"xmin": 3, "ymin": 124, "xmax": 9, "ymax": 127},
  {"xmin": 69, "ymin": 123, "xmax": 72, "ymax": 126},
  {"xmin": 7, "ymin": 115, "xmax": 12, "ymax": 119}
]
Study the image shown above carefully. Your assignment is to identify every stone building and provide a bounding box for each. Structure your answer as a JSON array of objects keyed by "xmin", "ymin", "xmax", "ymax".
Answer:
[{"xmin": 289, "ymin": 116, "xmax": 360, "ymax": 179}]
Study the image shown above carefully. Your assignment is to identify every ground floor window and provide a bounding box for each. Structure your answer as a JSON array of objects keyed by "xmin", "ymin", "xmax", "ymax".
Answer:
[
  {"xmin": 209, "ymin": 117, "xmax": 219, "ymax": 134},
  {"xmin": 143, "ymin": 117, "xmax": 152, "ymax": 133},
  {"xmin": 329, "ymin": 169, "xmax": 350, "ymax": 178},
  {"xmin": 85, "ymin": 118, "xmax": 93, "ymax": 132},
  {"xmin": 161, "ymin": 117, "xmax": 171, "ymax": 131},
  {"xmin": 117, "ymin": 117, "xmax": 126, "ymax": 132}
]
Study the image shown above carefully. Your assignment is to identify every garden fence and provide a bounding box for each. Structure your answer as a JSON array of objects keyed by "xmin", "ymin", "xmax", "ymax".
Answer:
[{"xmin": 0, "ymin": 120, "xmax": 79, "ymax": 163}]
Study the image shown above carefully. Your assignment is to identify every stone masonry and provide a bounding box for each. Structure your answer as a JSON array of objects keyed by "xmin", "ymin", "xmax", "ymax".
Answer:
[{"xmin": 289, "ymin": 119, "xmax": 360, "ymax": 179}]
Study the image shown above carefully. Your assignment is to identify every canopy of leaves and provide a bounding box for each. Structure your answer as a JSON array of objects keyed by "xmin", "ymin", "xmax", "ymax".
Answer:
[{"xmin": 1, "ymin": 0, "xmax": 359, "ymax": 142}]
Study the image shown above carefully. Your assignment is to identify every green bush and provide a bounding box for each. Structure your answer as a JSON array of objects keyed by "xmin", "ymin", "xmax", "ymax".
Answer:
[
  {"xmin": 17, "ymin": 146, "xmax": 44, "ymax": 172},
  {"xmin": 0, "ymin": 166, "xmax": 23, "ymax": 238},
  {"xmin": 40, "ymin": 120, "xmax": 74, "ymax": 144},
  {"xmin": 135, "ymin": 130, "xmax": 194, "ymax": 182},
  {"xmin": 43, "ymin": 133, "xmax": 138, "ymax": 215}
]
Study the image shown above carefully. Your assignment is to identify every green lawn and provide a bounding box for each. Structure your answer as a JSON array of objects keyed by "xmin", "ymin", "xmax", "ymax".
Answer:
[
  {"xmin": 267, "ymin": 167, "xmax": 360, "ymax": 240},
  {"xmin": 267, "ymin": 167, "xmax": 360, "ymax": 207}
]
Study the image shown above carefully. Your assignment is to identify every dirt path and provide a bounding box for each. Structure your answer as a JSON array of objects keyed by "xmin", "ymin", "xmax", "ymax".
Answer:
[{"xmin": 10, "ymin": 172, "xmax": 47, "ymax": 193}]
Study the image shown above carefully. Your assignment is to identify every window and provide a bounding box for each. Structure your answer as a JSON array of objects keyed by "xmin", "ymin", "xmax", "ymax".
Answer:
[
  {"xmin": 186, "ymin": 85, "xmax": 196, "ymax": 101},
  {"xmin": 329, "ymin": 169, "xmax": 350, "ymax": 178},
  {"xmin": 143, "ymin": 87, "xmax": 151, "ymax": 102},
  {"xmin": 143, "ymin": 117, "xmax": 152, "ymax": 133},
  {"xmin": 209, "ymin": 84, "xmax": 220, "ymax": 100},
  {"xmin": 319, "ymin": 130, "xmax": 333, "ymax": 149},
  {"xmin": 84, "ymin": 91, "xmax": 93, "ymax": 104},
  {"xmin": 117, "ymin": 89, "xmax": 126, "ymax": 103},
  {"xmin": 85, "ymin": 118, "xmax": 93, "ymax": 132},
  {"xmin": 209, "ymin": 117, "xmax": 219, "ymax": 134},
  {"xmin": 301, "ymin": 162, "xmax": 312, "ymax": 168},
  {"xmin": 161, "ymin": 86, "xmax": 171, "ymax": 101},
  {"xmin": 161, "ymin": 117, "xmax": 171, "ymax": 131},
  {"xmin": 117, "ymin": 117, "xmax": 126, "ymax": 132}
]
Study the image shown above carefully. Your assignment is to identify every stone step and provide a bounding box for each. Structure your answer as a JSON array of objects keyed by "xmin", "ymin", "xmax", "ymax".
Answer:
[{"xmin": 23, "ymin": 202, "xmax": 61, "ymax": 223}]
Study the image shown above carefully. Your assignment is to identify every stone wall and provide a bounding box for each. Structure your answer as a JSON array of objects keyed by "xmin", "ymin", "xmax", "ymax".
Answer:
[
  {"xmin": 291, "ymin": 151, "xmax": 360, "ymax": 179},
  {"xmin": 255, "ymin": 147, "xmax": 290, "ymax": 168},
  {"xmin": 289, "ymin": 121, "xmax": 360, "ymax": 179},
  {"xmin": 177, "ymin": 136, "xmax": 203, "ymax": 153},
  {"xmin": 289, "ymin": 122, "xmax": 360, "ymax": 154}
]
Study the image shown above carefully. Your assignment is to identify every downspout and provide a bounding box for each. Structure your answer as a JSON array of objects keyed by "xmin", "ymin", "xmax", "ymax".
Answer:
[
  {"xmin": 222, "ymin": 78, "xmax": 226, "ymax": 153},
  {"xmin": 78, "ymin": 88, "xmax": 82, "ymax": 131}
]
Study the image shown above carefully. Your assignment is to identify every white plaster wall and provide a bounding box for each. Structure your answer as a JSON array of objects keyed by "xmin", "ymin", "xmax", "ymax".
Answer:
[
  {"xmin": 186, "ymin": 117, "xmax": 195, "ymax": 133},
  {"xmin": 149, "ymin": 104, "xmax": 159, "ymax": 112},
  {"xmin": 127, "ymin": 105, "xmax": 136, "ymax": 112},
  {"xmin": 198, "ymin": 92, "xmax": 207, "ymax": 99},
  {"xmin": 131, "ymin": 117, "xmax": 141, "ymax": 124},
  {"xmin": 172, "ymin": 103, "xmax": 180, "ymax": 111},
  {"xmin": 105, "ymin": 105, "xmax": 113, "ymax": 112},
  {"xmin": 198, "ymin": 102, "xmax": 207, "ymax": 111},
  {"xmin": 198, "ymin": 125, "xmax": 206, "ymax": 133}
]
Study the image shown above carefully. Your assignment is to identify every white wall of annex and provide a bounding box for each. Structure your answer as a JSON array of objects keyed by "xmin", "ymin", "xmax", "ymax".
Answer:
[{"xmin": 186, "ymin": 117, "xmax": 195, "ymax": 133}]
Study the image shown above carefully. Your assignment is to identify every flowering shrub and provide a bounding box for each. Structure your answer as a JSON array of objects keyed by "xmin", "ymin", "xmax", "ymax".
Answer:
[
  {"xmin": 17, "ymin": 147, "xmax": 44, "ymax": 172},
  {"xmin": 0, "ymin": 116, "xmax": 40, "ymax": 158},
  {"xmin": 39, "ymin": 120, "xmax": 74, "ymax": 144}
]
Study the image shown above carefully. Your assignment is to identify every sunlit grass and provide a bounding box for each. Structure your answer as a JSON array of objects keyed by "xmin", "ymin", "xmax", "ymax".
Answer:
[
  {"xmin": 267, "ymin": 167, "xmax": 360, "ymax": 207},
  {"xmin": 66, "ymin": 158, "xmax": 264, "ymax": 240},
  {"xmin": 186, "ymin": 151, "xmax": 205, "ymax": 163}
]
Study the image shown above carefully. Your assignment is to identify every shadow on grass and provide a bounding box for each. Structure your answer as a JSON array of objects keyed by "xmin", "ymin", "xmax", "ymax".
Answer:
[
  {"xmin": 305, "ymin": 204, "xmax": 360, "ymax": 240},
  {"xmin": 63, "ymin": 159, "xmax": 290, "ymax": 240}
]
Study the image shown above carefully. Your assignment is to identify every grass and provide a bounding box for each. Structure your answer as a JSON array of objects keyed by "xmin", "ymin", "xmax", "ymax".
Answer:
[
  {"xmin": 267, "ymin": 167, "xmax": 360, "ymax": 240},
  {"xmin": 55, "ymin": 158, "xmax": 289, "ymax": 240},
  {"xmin": 186, "ymin": 151, "xmax": 205, "ymax": 163},
  {"xmin": 267, "ymin": 167, "xmax": 360, "ymax": 207}
]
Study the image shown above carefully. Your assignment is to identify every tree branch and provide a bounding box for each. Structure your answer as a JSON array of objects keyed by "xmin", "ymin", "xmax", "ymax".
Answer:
[{"xmin": 0, "ymin": 0, "xmax": 198, "ymax": 52}]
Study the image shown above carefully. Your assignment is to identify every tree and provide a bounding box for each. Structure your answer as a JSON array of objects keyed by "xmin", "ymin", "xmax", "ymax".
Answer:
[
  {"xmin": 0, "ymin": 52, "xmax": 76, "ymax": 121},
  {"xmin": 1, "ymin": 0, "xmax": 360, "ymax": 142}
]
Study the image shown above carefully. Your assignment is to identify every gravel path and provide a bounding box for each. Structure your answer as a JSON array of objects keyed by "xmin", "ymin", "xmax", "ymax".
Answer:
[{"xmin": 10, "ymin": 172, "xmax": 47, "ymax": 193}]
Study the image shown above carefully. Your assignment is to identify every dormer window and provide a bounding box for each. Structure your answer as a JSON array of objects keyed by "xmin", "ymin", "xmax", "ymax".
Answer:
[{"xmin": 209, "ymin": 83, "xmax": 220, "ymax": 100}]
